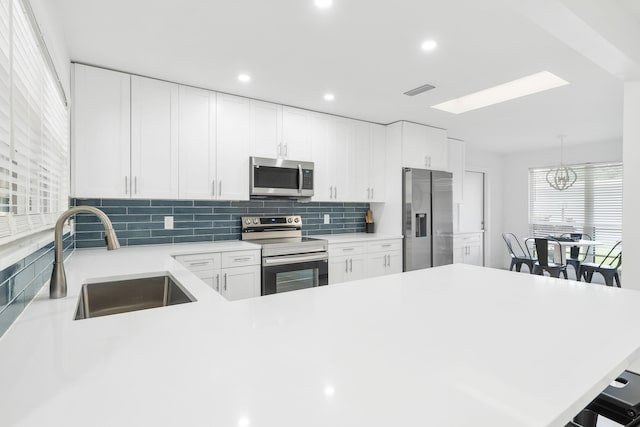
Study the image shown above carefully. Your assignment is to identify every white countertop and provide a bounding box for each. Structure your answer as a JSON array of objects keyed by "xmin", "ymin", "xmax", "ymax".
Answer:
[
  {"xmin": 314, "ymin": 232, "xmax": 403, "ymax": 243},
  {"xmin": 2, "ymin": 243, "xmax": 640, "ymax": 427}
]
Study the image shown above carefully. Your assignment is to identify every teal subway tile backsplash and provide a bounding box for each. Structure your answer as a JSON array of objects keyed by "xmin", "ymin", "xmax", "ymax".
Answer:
[
  {"xmin": 0, "ymin": 233, "xmax": 73, "ymax": 338},
  {"xmin": 72, "ymin": 198, "xmax": 370, "ymax": 247}
]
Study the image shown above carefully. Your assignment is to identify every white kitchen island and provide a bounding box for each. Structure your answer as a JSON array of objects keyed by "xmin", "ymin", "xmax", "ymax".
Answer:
[{"xmin": 1, "ymin": 244, "xmax": 640, "ymax": 427}]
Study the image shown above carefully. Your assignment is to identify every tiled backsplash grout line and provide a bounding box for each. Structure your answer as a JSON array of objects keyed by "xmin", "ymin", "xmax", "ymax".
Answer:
[{"xmin": 72, "ymin": 199, "xmax": 370, "ymax": 248}]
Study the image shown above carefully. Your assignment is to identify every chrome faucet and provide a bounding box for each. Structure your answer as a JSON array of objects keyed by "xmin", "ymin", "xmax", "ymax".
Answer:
[{"xmin": 50, "ymin": 206, "xmax": 120, "ymax": 299}]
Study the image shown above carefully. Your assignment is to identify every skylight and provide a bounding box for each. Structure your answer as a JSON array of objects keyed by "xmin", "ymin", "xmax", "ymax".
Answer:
[{"xmin": 430, "ymin": 71, "xmax": 569, "ymax": 114}]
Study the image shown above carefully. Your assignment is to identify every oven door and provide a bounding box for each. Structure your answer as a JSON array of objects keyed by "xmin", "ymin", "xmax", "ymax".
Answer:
[{"xmin": 262, "ymin": 252, "xmax": 328, "ymax": 295}]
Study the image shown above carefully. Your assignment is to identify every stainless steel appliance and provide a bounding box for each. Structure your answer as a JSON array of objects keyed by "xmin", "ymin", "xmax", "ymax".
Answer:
[
  {"xmin": 250, "ymin": 157, "xmax": 314, "ymax": 199},
  {"xmin": 241, "ymin": 215, "xmax": 328, "ymax": 295},
  {"xmin": 402, "ymin": 168, "xmax": 453, "ymax": 271}
]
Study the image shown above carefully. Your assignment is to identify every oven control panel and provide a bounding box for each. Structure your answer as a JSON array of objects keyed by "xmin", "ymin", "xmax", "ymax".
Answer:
[{"xmin": 241, "ymin": 215, "xmax": 302, "ymax": 230}]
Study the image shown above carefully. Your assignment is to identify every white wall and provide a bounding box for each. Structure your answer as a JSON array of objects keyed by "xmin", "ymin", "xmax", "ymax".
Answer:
[
  {"xmin": 502, "ymin": 140, "xmax": 623, "ymax": 269},
  {"xmin": 464, "ymin": 147, "xmax": 504, "ymax": 269},
  {"xmin": 623, "ymin": 82, "xmax": 640, "ymax": 291},
  {"xmin": 29, "ymin": 0, "xmax": 70, "ymax": 97}
]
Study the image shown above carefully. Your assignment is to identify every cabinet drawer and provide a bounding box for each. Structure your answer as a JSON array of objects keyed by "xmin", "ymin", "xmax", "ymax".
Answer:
[
  {"xmin": 221, "ymin": 250, "xmax": 261, "ymax": 268},
  {"xmin": 453, "ymin": 233, "xmax": 482, "ymax": 247},
  {"xmin": 367, "ymin": 239, "xmax": 402, "ymax": 253},
  {"xmin": 329, "ymin": 243, "xmax": 366, "ymax": 256},
  {"xmin": 175, "ymin": 253, "xmax": 221, "ymax": 272}
]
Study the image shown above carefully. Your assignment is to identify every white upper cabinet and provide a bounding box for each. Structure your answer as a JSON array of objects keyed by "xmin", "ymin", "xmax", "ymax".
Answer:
[
  {"xmin": 369, "ymin": 124, "xmax": 386, "ymax": 202},
  {"xmin": 333, "ymin": 117, "xmax": 355, "ymax": 201},
  {"xmin": 250, "ymin": 100, "xmax": 283, "ymax": 159},
  {"xmin": 131, "ymin": 76, "xmax": 180, "ymax": 199},
  {"xmin": 72, "ymin": 64, "xmax": 130, "ymax": 198},
  {"xmin": 216, "ymin": 94, "xmax": 251, "ymax": 200},
  {"xmin": 401, "ymin": 121, "xmax": 449, "ymax": 171},
  {"xmin": 352, "ymin": 120, "xmax": 371, "ymax": 202},
  {"xmin": 178, "ymin": 86, "xmax": 217, "ymax": 199},
  {"xmin": 282, "ymin": 106, "xmax": 313, "ymax": 161},
  {"xmin": 448, "ymin": 138, "xmax": 466, "ymax": 204},
  {"xmin": 310, "ymin": 112, "xmax": 336, "ymax": 202}
]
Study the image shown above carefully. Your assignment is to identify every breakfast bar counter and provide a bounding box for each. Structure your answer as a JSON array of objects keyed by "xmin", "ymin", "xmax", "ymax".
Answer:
[{"xmin": 2, "ymin": 244, "xmax": 640, "ymax": 427}]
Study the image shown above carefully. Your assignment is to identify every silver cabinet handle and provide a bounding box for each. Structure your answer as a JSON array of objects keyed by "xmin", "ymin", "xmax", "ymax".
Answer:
[
  {"xmin": 224, "ymin": 273, "xmax": 227, "ymax": 291},
  {"xmin": 134, "ymin": 176, "xmax": 138, "ymax": 194},
  {"xmin": 219, "ymin": 181, "xmax": 222, "ymax": 197},
  {"xmin": 371, "ymin": 188, "xmax": 374, "ymax": 199},
  {"xmin": 342, "ymin": 247, "xmax": 355, "ymax": 251},
  {"xmin": 284, "ymin": 144, "xmax": 288, "ymax": 157},
  {"xmin": 335, "ymin": 186, "xmax": 337, "ymax": 199},
  {"xmin": 383, "ymin": 254, "xmax": 387, "ymax": 267},
  {"xmin": 188, "ymin": 261, "xmax": 210, "ymax": 267},
  {"xmin": 387, "ymin": 254, "xmax": 391, "ymax": 267},
  {"xmin": 345, "ymin": 259, "xmax": 349, "ymax": 273},
  {"xmin": 124, "ymin": 176, "xmax": 128, "ymax": 194},
  {"xmin": 367, "ymin": 188, "xmax": 370, "ymax": 199},
  {"xmin": 349, "ymin": 258, "xmax": 353, "ymax": 272},
  {"xmin": 215, "ymin": 274, "xmax": 220, "ymax": 292},
  {"xmin": 233, "ymin": 257, "xmax": 252, "ymax": 262},
  {"xmin": 298, "ymin": 164, "xmax": 303, "ymax": 193},
  {"xmin": 277, "ymin": 143, "xmax": 281, "ymax": 156},
  {"xmin": 330, "ymin": 186, "xmax": 333, "ymax": 199},
  {"xmin": 381, "ymin": 244, "xmax": 391, "ymax": 248},
  {"xmin": 212, "ymin": 180, "xmax": 216, "ymax": 196}
]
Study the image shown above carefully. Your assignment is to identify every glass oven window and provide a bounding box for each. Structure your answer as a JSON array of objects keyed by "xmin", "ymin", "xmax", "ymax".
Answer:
[{"xmin": 275, "ymin": 269, "xmax": 318, "ymax": 293}]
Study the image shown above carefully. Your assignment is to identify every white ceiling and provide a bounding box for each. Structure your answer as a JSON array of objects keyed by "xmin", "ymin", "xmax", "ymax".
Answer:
[{"xmin": 52, "ymin": 0, "xmax": 629, "ymax": 153}]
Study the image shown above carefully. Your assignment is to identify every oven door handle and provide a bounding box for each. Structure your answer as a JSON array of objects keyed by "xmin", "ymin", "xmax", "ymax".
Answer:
[{"xmin": 263, "ymin": 252, "xmax": 328, "ymax": 266}]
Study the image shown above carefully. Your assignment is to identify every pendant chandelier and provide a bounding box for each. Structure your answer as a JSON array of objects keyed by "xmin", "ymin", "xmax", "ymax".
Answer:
[{"xmin": 546, "ymin": 135, "xmax": 577, "ymax": 191}]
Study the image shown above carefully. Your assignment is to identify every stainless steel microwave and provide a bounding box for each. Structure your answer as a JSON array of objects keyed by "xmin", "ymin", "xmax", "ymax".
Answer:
[{"xmin": 249, "ymin": 157, "xmax": 314, "ymax": 199}]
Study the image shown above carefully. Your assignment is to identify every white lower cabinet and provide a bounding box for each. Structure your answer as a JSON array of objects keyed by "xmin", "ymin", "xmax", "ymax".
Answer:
[
  {"xmin": 453, "ymin": 232, "xmax": 484, "ymax": 266},
  {"xmin": 366, "ymin": 240, "xmax": 403, "ymax": 277},
  {"xmin": 328, "ymin": 238, "xmax": 403, "ymax": 284},
  {"xmin": 175, "ymin": 249, "xmax": 261, "ymax": 300}
]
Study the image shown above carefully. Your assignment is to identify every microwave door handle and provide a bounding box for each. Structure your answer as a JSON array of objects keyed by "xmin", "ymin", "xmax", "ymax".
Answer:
[{"xmin": 298, "ymin": 164, "xmax": 303, "ymax": 193}]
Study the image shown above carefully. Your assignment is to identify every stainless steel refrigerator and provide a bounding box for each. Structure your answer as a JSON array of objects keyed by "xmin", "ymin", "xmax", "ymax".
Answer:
[{"xmin": 402, "ymin": 168, "xmax": 453, "ymax": 271}]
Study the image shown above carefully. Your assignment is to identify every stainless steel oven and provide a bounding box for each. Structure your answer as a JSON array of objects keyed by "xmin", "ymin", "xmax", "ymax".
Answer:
[
  {"xmin": 249, "ymin": 157, "xmax": 314, "ymax": 199},
  {"xmin": 241, "ymin": 215, "xmax": 328, "ymax": 295}
]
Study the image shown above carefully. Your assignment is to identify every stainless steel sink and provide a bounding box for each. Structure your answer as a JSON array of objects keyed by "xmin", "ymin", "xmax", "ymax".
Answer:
[{"xmin": 74, "ymin": 275, "xmax": 196, "ymax": 320}]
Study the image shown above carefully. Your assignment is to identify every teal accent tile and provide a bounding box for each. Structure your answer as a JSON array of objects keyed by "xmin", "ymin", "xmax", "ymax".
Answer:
[
  {"xmin": 194, "ymin": 200, "xmax": 230, "ymax": 207},
  {"xmin": 151, "ymin": 200, "xmax": 193, "ymax": 206},
  {"xmin": 102, "ymin": 199, "xmax": 150, "ymax": 207},
  {"xmin": 127, "ymin": 207, "xmax": 173, "ymax": 215},
  {"xmin": 127, "ymin": 237, "xmax": 172, "ymax": 246},
  {"xmin": 151, "ymin": 229, "xmax": 194, "ymax": 237},
  {"xmin": 127, "ymin": 222, "xmax": 165, "ymax": 231},
  {"xmin": 174, "ymin": 235, "xmax": 213, "ymax": 243},
  {"xmin": 174, "ymin": 207, "xmax": 212, "ymax": 214}
]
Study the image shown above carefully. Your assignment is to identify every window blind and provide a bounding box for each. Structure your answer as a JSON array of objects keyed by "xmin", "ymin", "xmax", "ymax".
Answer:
[
  {"xmin": 529, "ymin": 162, "xmax": 623, "ymax": 255},
  {"xmin": 0, "ymin": 0, "xmax": 68, "ymax": 244}
]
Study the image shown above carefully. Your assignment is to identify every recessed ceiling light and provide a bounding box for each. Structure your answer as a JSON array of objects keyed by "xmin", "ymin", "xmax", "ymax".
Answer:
[
  {"xmin": 315, "ymin": 0, "xmax": 333, "ymax": 8},
  {"xmin": 324, "ymin": 93, "xmax": 335, "ymax": 101},
  {"xmin": 431, "ymin": 71, "xmax": 569, "ymax": 114},
  {"xmin": 237, "ymin": 74, "xmax": 251, "ymax": 83},
  {"xmin": 421, "ymin": 40, "xmax": 438, "ymax": 51}
]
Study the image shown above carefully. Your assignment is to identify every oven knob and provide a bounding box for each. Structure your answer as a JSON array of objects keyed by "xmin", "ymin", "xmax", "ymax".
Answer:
[
  {"xmin": 287, "ymin": 218, "xmax": 292, "ymax": 223},
  {"xmin": 245, "ymin": 219, "xmax": 251, "ymax": 225},
  {"xmin": 253, "ymin": 219, "xmax": 259, "ymax": 224},
  {"xmin": 294, "ymin": 218, "xmax": 299, "ymax": 223}
]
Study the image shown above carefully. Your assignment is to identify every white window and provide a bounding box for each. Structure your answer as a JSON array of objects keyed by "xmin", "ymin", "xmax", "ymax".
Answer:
[
  {"xmin": 0, "ymin": 0, "xmax": 69, "ymax": 245},
  {"xmin": 529, "ymin": 162, "xmax": 623, "ymax": 255}
]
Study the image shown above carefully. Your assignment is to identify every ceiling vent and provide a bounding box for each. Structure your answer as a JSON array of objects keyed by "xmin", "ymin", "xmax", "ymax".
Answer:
[{"xmin": 403, "ymin": 83, "xmax": 436, "ymax": 96}]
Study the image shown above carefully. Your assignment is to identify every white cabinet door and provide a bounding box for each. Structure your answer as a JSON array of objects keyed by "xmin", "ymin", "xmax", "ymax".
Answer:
[
  {"xmin": 348, "ymin": 255, "xmax": 367, "ymax": 281},
  {"xmin": 216, "ymin": 94, "xmax": 251, "ymax": 200},
  {"xmin": 424, "ymin": 126, "xmax": 449, "ymax": 171},
  {"xmin": 466, "ymin": 244, "xmax": 483, "ymax": 266},
  {"xmin": 282, "ymin": 106, "xmax": 312, "ymax": 161},
  {"xmin": 448, "ymin": 139, "xmax": 466, "ymax": 204},
  {"xmin": 366, "ymin": 253, "xmax": 387, "ymax": 278},
  {"xmin": 131, "ymin": 76, "xmax": 179, "ymax": 199},
  {"xmin": 72, "ymin": 64, "xmax": 130, "ymax": 198},
  {"xmin": 387, "ymin": 251, "xmax": 402, "ymax": 274},
  {"xmin": 401, "ymin": 121, "xmax": 448, "ymax": 171},
  {"xmin": 333, "ymin": 117, "xmax": 355, "ymax": 201},
  {"xmin": 352, "ymin": 121, "xmax": 371, "ymax": 202},
  {"xmin": 251, "ymin": 100, "xmax": 282, "ymax": 159},
  {"xmin": 310, "ymin": 112, "xmax": 335, "ymax": 202},
  {"xmin": 369, "ymin": 124, "xmax": 386, "ymax": 202},
  {"xmin": 329, "ymin": 255, "xmax": 349, "ymax": 284},
  {"xmin": 178, "ymin": 86, "xmax": 217, "ymax": 199},
  {"xmin": 222, "ymin": 265, "xmax": 261, "ymax": 301}
]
